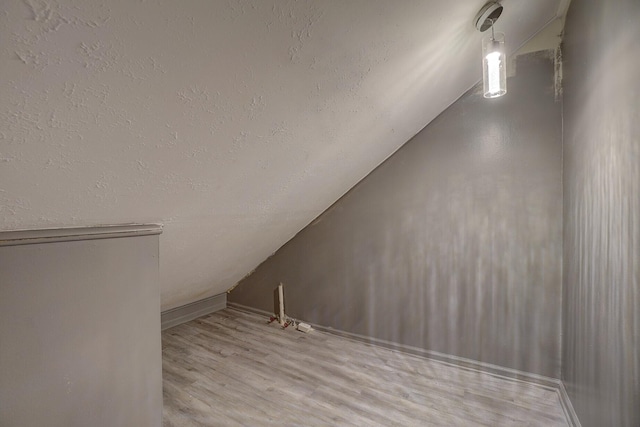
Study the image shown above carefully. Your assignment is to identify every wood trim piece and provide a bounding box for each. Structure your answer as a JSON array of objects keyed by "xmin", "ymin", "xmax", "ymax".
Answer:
[
  {"xmin": 162, "ymin": 293, "xmax": 227, "ymax": 330},
  {"xmin": 0, "ymin": 224, "xmax": 163, "ymax": 247}
]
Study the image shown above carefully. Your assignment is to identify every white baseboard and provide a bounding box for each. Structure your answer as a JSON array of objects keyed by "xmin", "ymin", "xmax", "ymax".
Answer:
[
  {"xmin": 227, "ymin": 302, "xmax": 581, "ymax": 426},
  {"xmin": 162, "ymin": 293, "xmax": 227, "ymax": 330}
]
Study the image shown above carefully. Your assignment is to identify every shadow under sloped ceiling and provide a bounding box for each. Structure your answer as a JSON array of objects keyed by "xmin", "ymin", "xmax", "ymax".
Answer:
[{"xmin": 0, "ymin": 0, "xmax": 562, "ymax": 309}]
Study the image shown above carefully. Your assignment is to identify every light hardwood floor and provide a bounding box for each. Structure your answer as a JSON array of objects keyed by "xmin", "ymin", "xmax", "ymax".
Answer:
[{"xmin": 162, "ymin": 309, "xmax": 569, "ymax": 426}]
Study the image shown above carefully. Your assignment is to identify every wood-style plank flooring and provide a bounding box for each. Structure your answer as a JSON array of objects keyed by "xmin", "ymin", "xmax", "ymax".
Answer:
[{"xmin": 162, "ymin": 309, "xmax": 569, "ymax": 426}]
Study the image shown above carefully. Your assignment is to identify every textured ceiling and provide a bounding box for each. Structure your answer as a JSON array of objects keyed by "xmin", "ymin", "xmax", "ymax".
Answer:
[{"xmin": 0, "ymin": 0, "xmax": 561, "ymax": 310}]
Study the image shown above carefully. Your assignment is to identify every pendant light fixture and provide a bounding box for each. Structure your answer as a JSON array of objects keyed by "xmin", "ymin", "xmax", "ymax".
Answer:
[{"xmin": 475, "ymin": 2, "xmax": 506, "ymax": 98}]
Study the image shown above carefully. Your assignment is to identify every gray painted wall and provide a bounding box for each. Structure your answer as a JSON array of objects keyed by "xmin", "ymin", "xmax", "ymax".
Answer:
[
  {"xmin": 230, "ymin": 52, "xmax": 563, "ymax": 379},
  {"xmin": 562, "ymin": 0, "xmax": 640, "ymax": 425},
  {"xmin": 0, "ymin": 226, "xmax": 163, "ymax": 427}
]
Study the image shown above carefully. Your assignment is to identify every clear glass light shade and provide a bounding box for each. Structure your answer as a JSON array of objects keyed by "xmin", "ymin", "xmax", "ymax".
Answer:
[{"xmin": 482, "ymin": 32, "xmax": 506, "ymax": 98}]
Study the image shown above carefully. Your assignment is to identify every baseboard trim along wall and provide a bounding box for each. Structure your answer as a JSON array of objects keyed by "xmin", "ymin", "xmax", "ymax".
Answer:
[
  {"xmin": 228, "ymin": 302, "xmax": 582, "ymax": 427},
  {"xmin": 557, "ymin": 381, "xmax": 582, "ymax": 427},
  {"xmin": 162, "ymin": 293, "xmax": 227, "ymax": 330}
]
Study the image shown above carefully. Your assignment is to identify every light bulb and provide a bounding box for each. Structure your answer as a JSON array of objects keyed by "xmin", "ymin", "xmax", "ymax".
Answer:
[{"xmin": 486, "ymin": 51, "xmax": 502, "ymax": 96}]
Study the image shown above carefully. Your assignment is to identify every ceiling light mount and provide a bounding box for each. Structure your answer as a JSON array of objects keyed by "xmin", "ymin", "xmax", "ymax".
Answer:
[{"xmin": 475, "ymin": 2, "xmax": 503, "ymax": 32}]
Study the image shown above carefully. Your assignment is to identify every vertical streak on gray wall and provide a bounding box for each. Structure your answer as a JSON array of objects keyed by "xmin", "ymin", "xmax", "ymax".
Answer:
[
  {"xmin": 562, "ymin": 0, "xmax": 640, "ymax": 425},
  {"xmin": 0, "ymin": 228, "xmax": 163, "ymax": 427},
  {"xmin": 230, "ymin": 53, "xmax": 563, "ymax": 379}
]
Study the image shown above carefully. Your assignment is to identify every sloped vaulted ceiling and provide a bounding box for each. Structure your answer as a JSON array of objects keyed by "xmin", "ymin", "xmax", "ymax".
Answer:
[{"xmin": 0, "ymin": 0, "xmax": 561, "ymax": 310}]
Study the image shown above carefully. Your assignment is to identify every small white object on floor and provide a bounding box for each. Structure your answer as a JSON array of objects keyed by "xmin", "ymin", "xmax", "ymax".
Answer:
[{"xmin": 297, "ymin": 322, "xmax": 313, "ymax": 333}]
